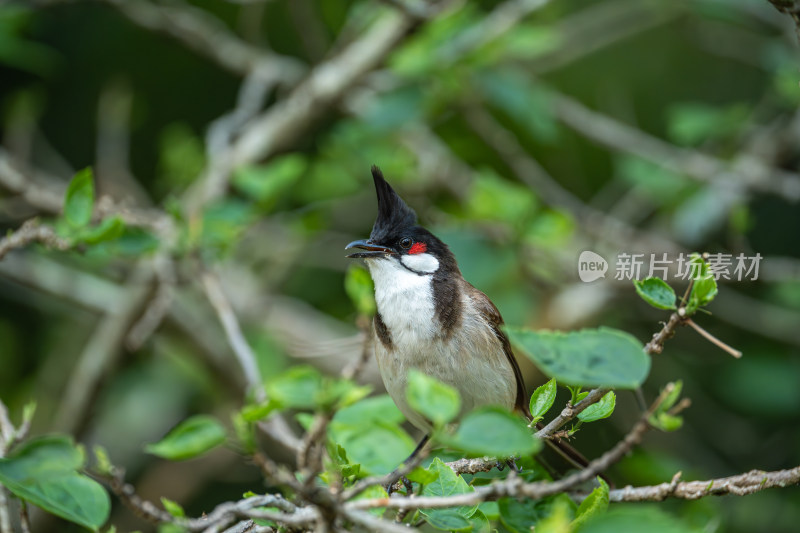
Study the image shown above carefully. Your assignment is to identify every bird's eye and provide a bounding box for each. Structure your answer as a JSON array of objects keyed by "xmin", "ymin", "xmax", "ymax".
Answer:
[{"xmin": 399, "ymin": 237, "xmax": 413, "ymax": 249}]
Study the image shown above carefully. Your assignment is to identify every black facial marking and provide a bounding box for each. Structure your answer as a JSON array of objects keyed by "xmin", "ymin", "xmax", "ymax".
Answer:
[{"xmin": 374, "ymin": 312, "xmax": 393, "ymax": 350}]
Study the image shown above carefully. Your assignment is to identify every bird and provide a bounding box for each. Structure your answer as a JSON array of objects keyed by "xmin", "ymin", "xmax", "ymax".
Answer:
[{"xmin": 345, "ymin": 166, "xmax": 559, "ymax": 471}]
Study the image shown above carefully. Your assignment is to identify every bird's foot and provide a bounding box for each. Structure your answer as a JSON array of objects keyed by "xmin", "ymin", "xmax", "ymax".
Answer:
[
  {"xmin": 498, "ymin": 457, "xmax": 521, "ymax": 473},
  {"xmin": 384, "ymin": 474, "xmax": 414, "ymax": 495}
]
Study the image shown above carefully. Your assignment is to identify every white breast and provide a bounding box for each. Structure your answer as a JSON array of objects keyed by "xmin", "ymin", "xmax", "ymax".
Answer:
[{"xmin": 366, "ymin": 257, "xmax": 437, "ymax": 346}]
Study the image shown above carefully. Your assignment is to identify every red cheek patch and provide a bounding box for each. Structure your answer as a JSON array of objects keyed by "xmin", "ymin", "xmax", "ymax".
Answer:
[{"xmin": 408, "ymin": 242, "xmax": 427, "ymax": 255}]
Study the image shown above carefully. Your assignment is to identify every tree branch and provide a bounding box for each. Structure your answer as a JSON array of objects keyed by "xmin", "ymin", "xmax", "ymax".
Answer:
[
  {"xmin": 608, "ymin": 466, "xmax": 800, "ymax": 501},
  {"xmin": 0, "ymin": 219, "xmax": 71, "ymax": 260}
]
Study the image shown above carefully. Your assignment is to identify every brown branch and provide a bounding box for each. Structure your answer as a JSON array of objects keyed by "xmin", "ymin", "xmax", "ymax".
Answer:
[
  {"xmin": 608, "ymin": 466, "xmax": 800, "ymax": 501},
  {"xmin": 35, "ymin": 0, "xmax": 306, "ymax": 80},
  {"xmin": 0, "ymin": 219, "xmax": 71, "ymax": 260},
  {"xmin": 550, "ymin": 90, "xmax": 800, "ymax": 202},
  {"xmin": 185, "ymin": 6, "xmax": 424, "ymax": 211},
  {"xmin": 104, "ymin": 466, "xmax": 298, "ymax": 531}
]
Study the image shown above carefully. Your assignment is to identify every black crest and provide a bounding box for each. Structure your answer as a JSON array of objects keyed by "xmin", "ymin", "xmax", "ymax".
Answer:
[{"xmin": 369, "ymin": 166, "xmax": 417, "ymax": 242}]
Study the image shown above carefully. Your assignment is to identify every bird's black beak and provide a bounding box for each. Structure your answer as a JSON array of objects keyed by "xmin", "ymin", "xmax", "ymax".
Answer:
[{"xmin": 345, "ymin": 239, "xmax": 395, "ymax": 258}]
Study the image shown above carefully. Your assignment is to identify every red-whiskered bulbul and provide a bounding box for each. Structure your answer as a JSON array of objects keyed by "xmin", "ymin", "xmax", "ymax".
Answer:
[{"xmin": 346, "ymin": 167, "xmax": 587, "ymax": 473}]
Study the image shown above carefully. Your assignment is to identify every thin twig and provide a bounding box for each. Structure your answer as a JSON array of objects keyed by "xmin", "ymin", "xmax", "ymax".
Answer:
[
  {"xmin": 0, "ymin": 219, "xmax": 71, "ymax": 260},
  {"xmin": 201, "ymin": 270, "xmax": 265, "ymax": 402},
  {"xmin": 686, "ymin": 319, "xmax": 743, "ymax": 358}
]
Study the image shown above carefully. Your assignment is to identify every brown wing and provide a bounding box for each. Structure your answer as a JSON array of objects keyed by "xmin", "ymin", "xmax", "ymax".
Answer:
[{"xmin": 465, "ymin": 283, "xmax": 531, "ymax": 419}]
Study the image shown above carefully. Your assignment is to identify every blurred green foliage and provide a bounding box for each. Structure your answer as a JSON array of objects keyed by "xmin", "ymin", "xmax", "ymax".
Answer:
[{"xmin": 0, "ymin": 0, "xmax": 799, "ymax": 531}]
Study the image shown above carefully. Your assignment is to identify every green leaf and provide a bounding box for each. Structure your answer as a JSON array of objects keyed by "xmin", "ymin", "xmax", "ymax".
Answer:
[
  {"xmin": 315, "ymin": 378, "xmax": 372, "ymax": 411},
  {"xmin": 421, "ymin": 458, "xmax": 478, "ymax": 527},
  {"xmin": 446, "ymin": 406, "xmax": 540, "ymax": 458},
  {"xmin": 688, "ymin": 275, "xmax": 718, "ymax": 313},
  {"xmin": 507, "ymin": 327, "xmax": 650, "ymax": 389},
  {"xmin": 231, "ymin": 412, "xmax": 256, "ymax": 454},
  {"xmin": 499, "ymin": 494, "xmax": 567, "ymax": 533},
  {"xmin": 406, "ymin": 370, "xmax": 461, "ymax": 427},
  {"xmin": 92, "ymin": 445, "xmax": 112, "ymax": 476},
  {"xmin": 649, "ymin": 412, "xmax": 683, "ymax": 432},
  {"xmin": 538, "ymin": 497, "xmax": 573, "ymax": 533},
  {"xmin": 576, "ymin": 506, "xmax": 702, "ymax": 533},
  {"xmin": 240, "ymin": 399, "xmax": 281, "ymax": 422},
  {"xmin": 161, "ymin": 497, "xmax": 185, "ymax": 518},
  {"xmin": 572, "ymin": 478, "xmax": 609, "ymax": 529},
  {"xmin": 145, "ymin": 415, "xmax": 226, "ymax": 461},
  {"xmin": 470, "ymin": 509, "xmax": 491, "ymax": 533},
  {"xmin": 232, "ymin": 154, "xmax": 306, "ymax": 209},
  {"xmin": 328, "ymin": 421, "xmax": 415, "ymax": 475},
  {"xmin": 667, "ymin": 102, "xmax": 749, "ymax": 146},
  {"xmin": 658, "ymin": 381, "xmax": 683, "ymax": 412},
  {"xmin": 333, "ymin": 395, "xmax": 405, "ymax": 426},
  {"xmin": 529, "ymin": 378, "xmax": 557, "ymax": 421},
  {"xmin": 63, "ymin": 168, "xmax": 94, "ymax": 227},
  {"xmin": 78, "ymin": 216, "xmax": 125, "ymax": 245},
  {"xmin": 633, "ymin": 278, "xmax": 677, "ymax": 310},
  {"xmin": 0, "ymin": 435, "xmax": 110, "ymax": 530},
  {"xmin": 423, "ymin": 509, "xmax": 472, "ymax": 531},
  {"xmin": 407, "ymin": 466, "xmax": 439, "ymax": 485},
  {"xmin": 344, "ymin": 265, "xmax": 376, "ymax": 316},
  {"xmin": 577, "ymin": 392, "xmax": 616, "ymax": 423},
  {"xmin": 267, "ymin": 366, "xmax": 322, "ymax": 409}
]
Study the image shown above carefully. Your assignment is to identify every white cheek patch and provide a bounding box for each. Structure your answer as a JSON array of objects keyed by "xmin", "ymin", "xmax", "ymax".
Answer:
[{"xmin": 400, "ymin": 252, "xmax": 439, "ymax": 274}]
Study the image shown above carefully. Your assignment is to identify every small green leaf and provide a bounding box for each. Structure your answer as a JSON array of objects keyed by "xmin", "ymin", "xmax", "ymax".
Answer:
[
  {"xmin": 577, "ymin": 392, "xmax": 616, "ymax": 423},
  {"xmin": 685, "ymin": 254, "xmax": 718, "ymax": 314},
  {"xmin": 145, "ymin": 415, "xmax": 226, "ymax": 461},
  {"xmin": 240, "ymin": 400, "xmax": 280, "ymax": 423},
  {"xmin": 406, "ymin": 370, "xmax": 461, "ymax": 427},
  {"xmin": 421, "ymin": 458, "xmax": 477, "ymax": 527},
  {"xmin": 78, "ymin": 216, "xmax": 125, "ymax": 244},
  {"xmin": 22, "ymin": 401, "xmax": 37, "ymax": 426},
  {"xmin": 649, "ymin": 412, "xmax": 683, "ymax": 432},
  {"xmin": 538, "ymin": 497, "xmax": 573, "ymax": 533},
  {"xmin": 334, "ymin": 395, "xmax": 405, "ymax": 426},
  {"xmin": 344, "ymin": 265, "xmax": 376, "ymax": 316},
  {"xmin": 0, "ymin": 435, "xmax": 110, "ymax": 530},
  {"xmin": 633, "ymin": 278, "xmax": 677, "ymax": 310},
  {"xmin": 267, "ymin": 366, "xmax": 322, "ymax": 409},
  {"xmin": 231, "ymin": 412, "xmax": 256, "ymax": 454},
  {"xmin": 446, "ymin": 406, "xmax": 541, "ymax": 458},
  {"xmin": 499, "ymin": 494, "xmax": 567, "ymax": 533},
  {"xmin": 63, "ymin": 168, "xmax": 94, "ymax": 227},
  {"xmin": 577, "ymin": 505, "xmax": 702, "ymax": 533},
  {"xmin": 92, "ymin": 445, "xmax": 112, "ymax": 476},
  {"xmin": 161, "ymin": 497, "xmax": 185, "ymax": 518},
  {"xmin": 529, "ymin": 378, "xmax": 557, "ymax": 421},
  {"xmin": 328, "ymin": 421, "xmax": 414, "ymax": 475},
  {"xmin": 231, "ymin": 154, "xmax": 306, "ymax": 209},
  {"xmin": 407, "ymin": 466, "xmax": 439, "ymax": 485},
  {"xmin": 688, "ymin": 275, "xmax": 718, "ymax": 313},
  {"xmin": 423, "ymin": 509, "xmax": 472, "ymax": 531},
  {"xmin": 659, "ymin": 381, "xmax": 683, "ymax": 412},
  {"xmin": 507, "ymin": 327, "xmax": 650, "ymax": 389},
  {"xmin": 572, "ymin": 478, "xmax": 609, "ymax": 529},
  {"xmin": 470, "ymin": 509, "xmax": 492, "ymax": 533}
]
